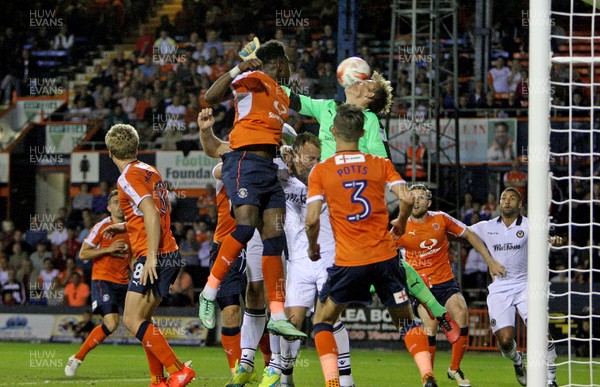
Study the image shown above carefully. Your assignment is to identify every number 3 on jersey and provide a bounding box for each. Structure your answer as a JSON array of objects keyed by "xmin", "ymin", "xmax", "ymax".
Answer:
[{"xmin": 343, "ymin": 179, "xmax": 371, "ymax": 222}]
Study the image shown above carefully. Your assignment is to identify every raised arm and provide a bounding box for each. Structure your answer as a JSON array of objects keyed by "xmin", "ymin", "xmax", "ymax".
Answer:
[
  {"xmin": 390, "ymin": 182, "xmax": 414, "ymax": 237},
  {"xmin": 197, "ymin": 108, "xmax": 232, "ymax": 158},
  {"xmin": 205, "ymin": 59, "xmax": 262, "ymax": 104},
  {"xmin": 463, "ymin": 228, "xmax": 506, "ymax": 278}
]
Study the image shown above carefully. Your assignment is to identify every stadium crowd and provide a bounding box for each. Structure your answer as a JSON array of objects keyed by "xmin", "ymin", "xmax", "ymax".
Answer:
[{"xmin": 0, "ymin": 1, "xmax": 596, "ymax": 315}]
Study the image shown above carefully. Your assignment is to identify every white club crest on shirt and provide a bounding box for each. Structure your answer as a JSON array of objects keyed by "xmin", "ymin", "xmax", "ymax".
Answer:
[
  {"xmin": 432, "ymin": 223, "xmax": 439, "ymax": 230},
  {"xmin": 420, "ymin": 239, "xmax": 438, "ymax": 250},
  {"xmin": 516, "ymin": 230, "xmax": 524, "ymax": 238}
]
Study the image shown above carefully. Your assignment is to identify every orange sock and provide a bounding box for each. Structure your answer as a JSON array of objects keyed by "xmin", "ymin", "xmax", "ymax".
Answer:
[
  {"xmin": 262, "ymin": 255, "xmax": 285, "ymax": 304},
  {"xmin": 258, "ymin": 331, "xmax": 272, "ymax": 366},
  {"xmin": 428, "ymin": 335, "xmax": 436, "ymax": 367},
  {"xmin": 221, "ymin": 327, "xmax": 241, "ymax": 373},
  {"xmin": 138, "ymin": 321, "xmax": 182, "ymax": 374},
  {"xmin": 211, "ymin": 234, "xmax": 245, "ymax": 281},
  {"xmin": 314, "ymin": 323, "xmax": 339, "ymax": 382},
  {"xmin": 450, "ymin": 328, "xmax": 469, "ymax": 370},
  {"xmin": 404, "ymin": 326, "xmax": 433, "ymax": 377},
  {"xmin": 75, "ymin": 324, "xmax": 109, "ymax": 361},
  {"xmin": 144, "ymin": 346, "xmax": 166, "ymax": 384}
]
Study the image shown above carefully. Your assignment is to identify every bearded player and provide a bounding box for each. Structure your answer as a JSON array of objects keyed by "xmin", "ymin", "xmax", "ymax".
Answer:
[{"xmin": 395, "ymin": 184, "xmax": 506, "ymax": 387}]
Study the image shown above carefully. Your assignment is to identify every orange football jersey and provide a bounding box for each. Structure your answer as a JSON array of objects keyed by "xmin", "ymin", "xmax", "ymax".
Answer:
[
  {"xmin": 117, "ymin": 161, "xmax": 178, "ymax": 258},
  {"xmin": 84, "ymin": 217, "xmax": 132, "ymax": 284},
  {"xmin": 212, "ymin": 166, "xmax": 236, "ymax": 244},
  {"xmin": 397, "ymin": 211, "xmax": 466, "ymax": 285},
  {"xmin": 228, "ymin": 71, "xmax": 290, "ymax": 149},
  {"xmin": 307, "ymin": 151, "xmax": 405, "ymax": 266}
]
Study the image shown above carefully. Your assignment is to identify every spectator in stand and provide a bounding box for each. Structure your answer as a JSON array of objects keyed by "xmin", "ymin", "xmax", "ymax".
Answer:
[
  {"xmin": 92, "ymin": 181, "xmax": 110, "ymax": 215},
  {"xmin": 463, "ymin": 199, "xmax": 485, "ymax": 225},
  {"xmin": 91, "ymin": 96, "xmax": 111, "ymax": 121},
  {"xmin": 8, "ymin": 242, "xmax": 28, "ymax": 272},
  {"xmin": 117, "ymin": 86, "xmax": 137, "ymax": 121},
  {"xmin": 299, "ymin": 50, "xmax": 318, "ymax": 79},
  {"xmin": 192, "ymin": 40, "xmax": 209, "ymax": 62},
  {"xmin": 291, "ymin": 68, "xmax": 317, "ymax": 97},
  {"xmin": 135, "ymin": 88, "xmax": 154, "ymax": 124},
  {"xmin": 58, "ymin": 257, "xmax": 84, "ymax": 287},
  {"xmin": 30, "ymin": 242, "xmax": 52, "ymax": 272},
  {"xmin": 67, "ymin": 99, "xmax": 92, "ymax": 122},
  {"xmin": 0, "ymin": 255, "xmax": 9, "ymax": 286},
  {"xmin": 156, "ymin": 125, "xmax": 183, "ymax": 150},
  {"xmin": 135, "ymin": 25, "xmax": 154, "ymax": 57},
  {"xmin": 17, "ymin": 258, "xmax": 36, "ymax": 296},
  {"xmin": 139, "ymin": 55, "xmax": 157, "ymax": 80},
  {"xmin": 478, "ymin": 91, "xmax": 501, "ymax": 110},
  {"xmin": 24, "ymin": 218, "xmax": 48, "ymax": 249},
  {"xmin": 504, "ymin": 159, "xmax": 527, "ymax": 201},
  {"xmin": 196, "ymin": 56, "xmax": 212, "ymax": 78},
  {"xmin": 463, "ymin": 245, "xmax": 489, "ymax": 289},
  {"xmin": 482, "ymin": 192, "xmax": 498, "ymax": 218},
  {"xmin": 515, "ymin": 68, "xmax": 528, "ymax": 101},
  {"xmin": 204, "ymin": 29, "xmax": 224, "ymax": 57},
  {"xmin": 105, "ymin": 104, "xmax": 129, "ymax": 130},
  {"xmin": 38, "ymin": 258, "xmax": 59, "ymax": 295},
  {"xmin": 52, "ymin": 24, "xmax": 74, "ymax": 51},
  {"xmin": 210, "ymin": 56, "xmax": 227, "ymax": 81},
  {"xmin": 64, "ymin": 228, "xmax": 81, "ymax": 260},
  {"xmin": 1, "ymin": 269, "xmax": 25, "ymax": 305},
  {"xmin": 180, "ymin": 228, "xmax": 200, "ymax": 267},
  {"xmin": 73, "ymin": 183, "xmax": 93, "ymax": 212},
  {"xmin": 509, "ymin": 61, "xmax": 523, "ymax": 93},
  {"xmin": 88, "ymin": 65, "xmax": 107, "ymax": 93},
  {"xmin": 165, "ymin": 94, "xmax": 186, "ymax": 129},
  {"xmin": 487, "ymin": 57, "xmax": 512, "ymax": 94},
  {"xmin": 49, "ymin": 218, "xmax": 68, "ymax": 250},
  {"xmin": 196, "ymin": 184, "xmax": 216, "ymax": 218},
  {"xmin": 317, "ymin": 61, "xmax": 337, "ymax": 99},
  {"xmin": 63, "ymin": 272, "xmax": 90, "ymax": 307},
  {"xmin": 165, "ymin": 268, "xmax": 194, "ymax": 306}
]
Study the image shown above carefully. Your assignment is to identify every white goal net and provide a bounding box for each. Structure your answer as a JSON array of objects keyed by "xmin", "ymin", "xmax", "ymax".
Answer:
[{"xmin": 545, "ymin": 0, "xmax": 600, "ymax": 386}]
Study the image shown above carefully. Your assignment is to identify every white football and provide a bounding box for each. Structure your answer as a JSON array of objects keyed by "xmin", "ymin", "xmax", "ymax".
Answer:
[{"xmin": 336, "ymin": 57, "xmax": 372, "ymax": 88}]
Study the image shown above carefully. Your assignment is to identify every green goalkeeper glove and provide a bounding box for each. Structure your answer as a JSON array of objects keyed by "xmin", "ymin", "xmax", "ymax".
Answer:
[{"xmin": 238, "ymin": 37, "xmax": 260, "ymax": 61}]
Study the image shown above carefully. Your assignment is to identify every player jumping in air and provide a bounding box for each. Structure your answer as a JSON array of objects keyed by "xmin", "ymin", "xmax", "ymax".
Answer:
[
  {"xmin": 104, "ymin": 124, "xmax": 194, "ymax": 387},
  {"xmin": 306, "ymin": 104, "xmax": 437, "ymax": 387},
  {"xmin": 470, "ymin": 187, "xmax": 559, "ymax": 387},
  {"xmin": 395, "ymin": 184, "xmax": 506, "ymax": 387},
  {"xmin": 65, "ymin": 190, "xmax": 132, "ymax": 377},
  {"xmin": 197, "ymin": 40, "xmax": 305, "ymax": 341}
]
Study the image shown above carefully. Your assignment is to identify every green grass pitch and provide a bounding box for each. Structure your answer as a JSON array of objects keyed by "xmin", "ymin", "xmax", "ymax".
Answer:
[{"xmin": 0, "ymin": 342, "xmax": 597, "ymax": 386}]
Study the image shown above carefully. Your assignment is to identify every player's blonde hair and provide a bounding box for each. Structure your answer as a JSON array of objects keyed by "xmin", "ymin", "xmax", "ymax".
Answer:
[
  {"xmin": 370, "ymin": 71, "xmax": 393, "ymax": 115},
  {"xmin": 105, "ymin": 124, "xmax": 139, "ymax": 160}
]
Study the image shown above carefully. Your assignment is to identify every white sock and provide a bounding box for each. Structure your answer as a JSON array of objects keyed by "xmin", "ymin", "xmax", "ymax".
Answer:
[
  {"xmin": 547, "ymin": 341, "xmax": 557, "ymax": 381},
  {"xmin": 334, "ymin": 321, "xmax": 354, "ymax": 386},
  {"xmin": 280, "ymin": 337, "xmax": 301, "ymax": 383},
  {"xmin": 268, "ymin": 333, "xmax": 283, "ymax": 374},
  {"xmin": 240, "ymin": 309, "xmax": 266, "ymax": 371},
  {"xmin": 500, "ymin": 340, "xmax": 522, "ymax": 365},
  {"xmin": 202, "ymin": 285, "xmax": 218, "ymax": 300},
  {"xmin": 271, "ymin": 311, "xmax": 287, "ymax": 321}
]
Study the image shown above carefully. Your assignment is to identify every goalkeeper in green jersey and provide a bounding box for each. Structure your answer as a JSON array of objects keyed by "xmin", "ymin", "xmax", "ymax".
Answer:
[{"xmin": 282, "ymin": 71, "xmax": 392, "ymax": 160}]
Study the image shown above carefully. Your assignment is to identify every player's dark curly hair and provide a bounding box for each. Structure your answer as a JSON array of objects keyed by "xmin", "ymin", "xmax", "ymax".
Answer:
[{"xmin": 256, "ymin": 40, "xmax": 288, "ymax": 63}]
